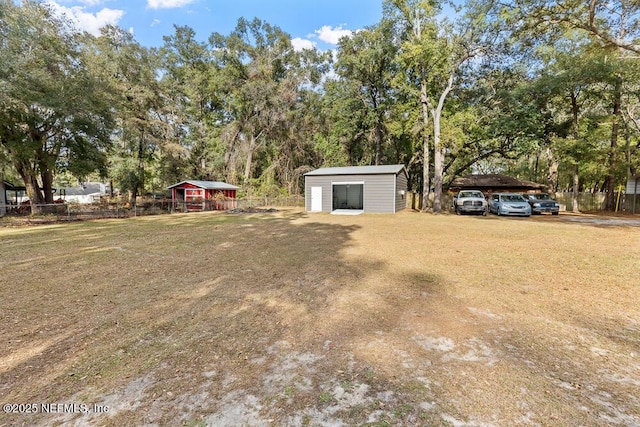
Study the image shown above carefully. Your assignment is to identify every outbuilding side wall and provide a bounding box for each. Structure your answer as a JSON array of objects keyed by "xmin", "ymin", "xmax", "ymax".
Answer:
[{"xmin": 395, "ymin": 171, "xmax": 408, "ymax": 212}]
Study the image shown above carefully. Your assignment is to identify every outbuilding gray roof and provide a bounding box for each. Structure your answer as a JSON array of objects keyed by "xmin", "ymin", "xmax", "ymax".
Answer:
[
  {"xmin": 167, "ymin": 180, "xmax": 239, "ymax": 190},
  {"xmin": 304, "ymin": 164, "xmax": 406, "ymax": 176}
]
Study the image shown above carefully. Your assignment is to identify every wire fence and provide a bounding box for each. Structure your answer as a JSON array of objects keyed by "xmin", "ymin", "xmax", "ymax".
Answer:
[
  {"xmin": 555, "ymin": 192, "xmax": 640, "ymax": 213},
  {"xmin": 0, "ymin": 195, "xmax": 306, "ymax": 223},
  {"xmin": 2, "ymin": 192, "xmax": 638, "ymax": 221}
]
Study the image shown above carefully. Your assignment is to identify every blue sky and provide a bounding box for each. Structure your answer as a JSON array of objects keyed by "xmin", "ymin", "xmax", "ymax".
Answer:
[{"xmin": 46, "ymin": 0, "xmax": 384, "ymax": 51}]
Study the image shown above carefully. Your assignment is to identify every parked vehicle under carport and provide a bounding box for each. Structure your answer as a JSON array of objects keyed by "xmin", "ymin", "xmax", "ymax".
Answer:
[
  {"xmin": 453, "ymin": 190, "xmax": 487, "ymax": 215},
  {"xmin": 522, "ymin": 193, "xmax": 560, "ymax": 215},
  {"xmin": 489, "ymin": 193, "xmax": 531, "ymax": 217}
]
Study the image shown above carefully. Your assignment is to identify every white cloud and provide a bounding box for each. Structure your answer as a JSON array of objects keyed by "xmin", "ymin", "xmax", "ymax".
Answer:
[
  {"xmin": 75, "ymin": 0, "xmax": 104, "ymax": 6},
  {"xmin": 314, "ymin": 25, "xmax": 353, "ymax": 45},
  {"xmin": 147, "ymin": 0, "xmax": 194, "ymax": 9},
  {"xmin": 45, "ymin": 1, "xmax": 124, "ymax": 36},
  {"xmin": 291, "ymin": 37, "xmax": 316, "ymax": 52}
]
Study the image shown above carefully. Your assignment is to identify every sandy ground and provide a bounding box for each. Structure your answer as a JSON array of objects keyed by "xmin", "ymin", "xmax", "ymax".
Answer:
[{"xmin": 0, "ymin": 209, "xmax": 639, "ymax": 426}]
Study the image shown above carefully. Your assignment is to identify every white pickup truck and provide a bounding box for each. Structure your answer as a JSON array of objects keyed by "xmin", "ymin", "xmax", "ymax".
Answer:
[{"xmin": 453, "ymin": 190, "xmax": 487, "ymax": 215}]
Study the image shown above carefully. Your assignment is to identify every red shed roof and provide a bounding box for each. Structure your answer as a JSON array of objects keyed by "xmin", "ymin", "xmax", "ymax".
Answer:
[{"xmin": 167, "ymin": 180, "xmax": 239, "ymax": 190}]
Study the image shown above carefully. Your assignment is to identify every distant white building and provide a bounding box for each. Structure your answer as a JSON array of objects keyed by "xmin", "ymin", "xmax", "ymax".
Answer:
[{"xmin": 59, "ymin": 182, "xmax": 110, "ymax": 204}]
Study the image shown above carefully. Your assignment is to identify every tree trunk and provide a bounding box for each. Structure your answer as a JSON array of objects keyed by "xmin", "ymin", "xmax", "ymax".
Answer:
[
  {"xmin": 432, "ymin": 108, "xmax": 444, "ymax": 213},
  {"xmin": 604, "ymin": 75, "xmax": 622, "ymax": 211},
  {"xmin": 545, "ymin": 146, "xmax": 558, "ymax": 197},
  {"xmin": 371, "ymin": 90, "xmax": 383, "ymax": 166},
  {"xmin": 420, "ymin": 80, "xmax": 430, "ymax": 212},
  {"xmin": 244, "ymin": 135, "xmax": 257, "ymax": 185},
  {"xmin": 431, "ymin": 74, "xmax": 455, "ymax": 214},
  {"xmin": 130, "ymin": 185, "xmax": 139, "ymax": 208},
  {"xmin": 13, "ymin": 159, "xmax": 44, "ymax": 214},
  {"xmin": 572, "ymin": 165, "xmax": 580, "ymax": 213},
  {"xmin": 624, "ymin": 121, "xmax": 633, "ymax": 181},
  {"xmin": 24, "ymin": 179, "xmax": 43, "ymax": 215},
  {"xmin": 41, "ymin": 165, "xmax": 54, "ymax": 203},
  {"xmin": 131, "ymin": 131, "xmax": 145, "ymax": 207},
  {"xmin": 225, "ymin": 149, "xmax": 237, "ymax": 184},
  {"xmin": 570, "ymin": 90, "xmax": 580, "ymax": 213},
  {"xmin": 374, "ymin": 121, "xmax": 383, "ymax": 166},
  {"xmin": 224, "ymin": 127, "xmax": 240, "ymax": 184}
]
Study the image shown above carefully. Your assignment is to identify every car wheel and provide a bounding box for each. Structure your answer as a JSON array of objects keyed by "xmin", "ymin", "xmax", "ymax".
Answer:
[{"xmin": 552, "ymin": 212, "xmax": 559, "ymax": 216}]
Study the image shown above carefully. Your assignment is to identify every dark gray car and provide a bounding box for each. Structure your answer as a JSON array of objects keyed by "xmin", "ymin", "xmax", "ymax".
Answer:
[{"xmin": 522, "ymin": 193, "xmax": 560, "ymax": 215}]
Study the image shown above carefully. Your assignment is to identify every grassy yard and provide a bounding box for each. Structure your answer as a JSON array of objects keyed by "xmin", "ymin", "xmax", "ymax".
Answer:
[{"xmin": 1, "ymin": 209, "xmax": 639, "ymax": 426}]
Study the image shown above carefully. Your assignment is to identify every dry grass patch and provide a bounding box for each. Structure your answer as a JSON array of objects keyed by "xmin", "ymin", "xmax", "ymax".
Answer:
[{"xmin": 0, "ymin": 209, "xmax": 639, "ymax": 426}]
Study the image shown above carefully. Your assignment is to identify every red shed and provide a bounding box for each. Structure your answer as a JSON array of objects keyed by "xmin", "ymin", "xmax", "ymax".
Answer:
[{"xmin": 168, "ymin": 180, "xmax": 239, "ymax": 212}]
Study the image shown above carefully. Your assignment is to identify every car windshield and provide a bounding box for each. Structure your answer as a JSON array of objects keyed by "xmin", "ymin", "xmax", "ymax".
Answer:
[
  {"xmin": 459, "ymin": 191, "xmax": 483, "ymax": 198},
  {"xmin": 501, "ymin": 194, "xmax": 525, "ymax": 202},
  {"xmin": 531, "ymin": 193, "xmax": 552, "ymax": 200}
]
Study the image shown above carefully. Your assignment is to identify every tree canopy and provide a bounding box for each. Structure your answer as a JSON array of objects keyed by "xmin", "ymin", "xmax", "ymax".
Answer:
[{"xmin": 1, "ymin": 0, "xmax": 639, "ymax": 211}]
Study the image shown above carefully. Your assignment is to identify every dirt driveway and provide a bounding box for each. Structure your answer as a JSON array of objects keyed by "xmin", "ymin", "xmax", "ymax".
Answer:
[
  {"xmin": 1, "ymin": 209, "xmax": 639, "ymax": 426},
  {"xmin": 559, "ymin": 215, "xmax": 640, "ymax": 227},
  {"xmin": 528, "ymin": 212, "xmax": 640, "ymax": 227}
]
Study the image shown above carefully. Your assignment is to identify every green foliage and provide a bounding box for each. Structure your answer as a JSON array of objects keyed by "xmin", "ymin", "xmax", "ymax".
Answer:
[
  {"xmin": 0, "ymin": 0, "xmax": 114, "ymax": 207},
  {"xmin": 2, "ymin": 0, "xmax": 640, "ymax": 204}
]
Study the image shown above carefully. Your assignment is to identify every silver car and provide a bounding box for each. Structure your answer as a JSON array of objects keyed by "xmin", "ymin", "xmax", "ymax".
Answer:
[
  {"xmin": 488, "ymin": 193, "xmax": 532, "ymax": 217},
  {"xmin": 453, "ymin": 190, "xmax": 487, "ymax": 215}
]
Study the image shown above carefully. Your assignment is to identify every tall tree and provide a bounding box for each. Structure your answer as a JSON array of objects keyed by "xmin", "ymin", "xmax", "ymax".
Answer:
[
  {"xmin": 210, "ymin": 18, "xmax": 312, "ymax": 186},
  {"xmin": 504, "ymin": 0, "xmax": 640, "ymax": 54},
  {"xmin": 0, "ymin": 0, "xmax": 113, "ymax": 213},
  {"xmin": 94, "ymin": 27, "xmax": 165, "ymax": 204},
  {"xmin": 500, "ymin": 0, "xmax": 640, "ymax": 209},
  {"xmin": 159, "ymin": 25, "xmax": 219, "ymax": 181},
  {"xmin": 388, "ymin": 0, "xmax": 493, "ymax": 212},
  {"xmin": 334, "ymin": 20, "xmax": 398, "ymax": 165}
]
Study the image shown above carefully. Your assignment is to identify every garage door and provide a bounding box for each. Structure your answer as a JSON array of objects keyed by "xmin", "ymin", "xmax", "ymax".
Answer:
[{"xmin": 332, "ymin": 184, "xmax": 363, "ymax": 210}]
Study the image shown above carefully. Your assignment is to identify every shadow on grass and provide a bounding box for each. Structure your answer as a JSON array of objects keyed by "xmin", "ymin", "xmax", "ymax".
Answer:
[{"xmin": 1, "ymin": 210, "xmax": 456, "ymax": 425}]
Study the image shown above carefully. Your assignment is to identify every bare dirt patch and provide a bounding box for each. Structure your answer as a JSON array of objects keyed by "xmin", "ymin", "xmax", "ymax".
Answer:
[
  {"xmin": 1, "ymin": 209, "xmax": 639, "ymax": 426},
  {"xmin": 226, "ymin": 207, "xmax": 279, "ymax": 214}
]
